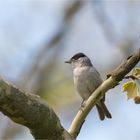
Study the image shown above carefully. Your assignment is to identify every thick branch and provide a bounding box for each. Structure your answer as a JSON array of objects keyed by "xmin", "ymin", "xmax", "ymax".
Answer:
[
  {"xmin": 68, "ymin": 48, "xmax": 140, "ymax": 138},
  {"xmin": 0, "ymin": 79, "xmax": 73, "ymax": 140}
]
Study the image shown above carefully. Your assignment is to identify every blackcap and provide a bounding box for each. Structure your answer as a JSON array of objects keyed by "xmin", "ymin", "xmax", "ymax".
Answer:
[{"xmin": 65, "ymin": 53, "xmax": 112, "ymax": 120}]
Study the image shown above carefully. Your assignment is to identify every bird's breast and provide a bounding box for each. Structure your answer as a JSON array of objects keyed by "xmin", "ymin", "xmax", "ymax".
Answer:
[{"xmin": 73, "ymin": 67, "xmax": 92, "ymax": 100}]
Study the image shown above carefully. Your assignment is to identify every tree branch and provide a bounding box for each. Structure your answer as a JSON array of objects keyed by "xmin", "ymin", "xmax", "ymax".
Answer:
[
  {"xmin": 68, "ymin": 48, "xmax": 140, "ymax": 139},
  {"xmin": 0, "ymin": 49, "xmax": 140, "ymax": 139},
  {"xmin": 0, "ymin": 79, "xmax": 73, "ymax": 140}
]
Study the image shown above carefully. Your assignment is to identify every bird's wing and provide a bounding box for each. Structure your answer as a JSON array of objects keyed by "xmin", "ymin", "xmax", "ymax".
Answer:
[{"xmin": 86, "ymin": 67, "xmax": 102, "ymax": 92}]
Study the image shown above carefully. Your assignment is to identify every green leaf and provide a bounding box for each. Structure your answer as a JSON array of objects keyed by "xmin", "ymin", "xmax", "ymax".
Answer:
[
  {"xmin": 131, "ymin": 68, "xmax": 140, "ymax": 76},
  {"xmin": 134, "ymin": 68, "xmax": 140, "ymax": 75},
  {"xmin": 123, "ymin": 81, "xmax": 139, "ymax": 99}
]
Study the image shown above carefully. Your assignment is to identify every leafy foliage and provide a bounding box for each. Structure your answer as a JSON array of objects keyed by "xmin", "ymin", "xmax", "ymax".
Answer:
[
  {"xmin": 123, "ymin": 81, "xmax": 139, "ymax": 99},
  {"xmin": 123, "ymin": 68, "xmax": 140, "ymax": 103}
]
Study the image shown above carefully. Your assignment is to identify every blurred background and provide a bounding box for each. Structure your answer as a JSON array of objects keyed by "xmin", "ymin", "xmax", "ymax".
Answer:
[{"xmin": 0, "ymin": 0, "xmax": 140, "ymax": 140}]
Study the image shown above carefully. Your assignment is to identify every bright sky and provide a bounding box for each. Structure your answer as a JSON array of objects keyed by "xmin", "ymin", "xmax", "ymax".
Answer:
[{"xmin": 0, "ymin": 1, "xmax": 140, "ymax": 140}]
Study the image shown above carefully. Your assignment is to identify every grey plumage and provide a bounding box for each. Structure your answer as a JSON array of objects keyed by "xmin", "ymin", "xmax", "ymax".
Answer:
[{"xmin": 66, "ymin": 53, "xmax": 111, "ymax": 120}]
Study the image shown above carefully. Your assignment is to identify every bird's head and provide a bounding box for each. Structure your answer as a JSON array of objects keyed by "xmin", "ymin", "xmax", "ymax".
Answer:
[{"xmin": 65, "ymin": 53, "xmax": 92, "ymax": 69}]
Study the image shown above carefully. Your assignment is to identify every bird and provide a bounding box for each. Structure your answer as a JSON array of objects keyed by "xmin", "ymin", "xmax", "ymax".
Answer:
[{"xmin": 65, "ymin": 53, "xmax": 112, "ymax": 120}]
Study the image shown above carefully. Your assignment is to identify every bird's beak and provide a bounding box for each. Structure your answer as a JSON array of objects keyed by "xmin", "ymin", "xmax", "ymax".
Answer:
[{"xmin": 65, "ymin": 60, "xmax": 71, "ymax": 64}]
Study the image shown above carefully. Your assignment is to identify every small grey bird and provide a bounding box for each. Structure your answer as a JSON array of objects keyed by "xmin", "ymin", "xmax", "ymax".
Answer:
[{"xmin": 65, "ymin": 53, "xmax": 111, "ymax": 120}]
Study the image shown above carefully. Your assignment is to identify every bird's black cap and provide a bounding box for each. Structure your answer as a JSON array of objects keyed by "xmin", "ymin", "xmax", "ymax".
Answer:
[
  {"xmin": 65, "ymin": 53, "xmax": 86, "ymax": 63},
  {"xmin": 70, "ymin": 53, "xmax": 86, "ymax": 60}
]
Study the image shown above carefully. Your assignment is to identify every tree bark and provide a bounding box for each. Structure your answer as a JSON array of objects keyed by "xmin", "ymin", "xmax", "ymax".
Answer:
[
  {"xmin": 0, "ymin": 79, "xmax": 73, "ymax": 140},
  {"xmin": 0, "ymin": 49, "xmax": 140, "ymax": 140}
]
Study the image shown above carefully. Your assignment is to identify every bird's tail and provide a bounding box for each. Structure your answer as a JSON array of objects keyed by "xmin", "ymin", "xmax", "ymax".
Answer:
[
  {"xmin": 96, "ymin": 104, "xmax": 105, "ymax": 120},
  {"xmin": 96, "ymin": 101, "xmax": 112, "ymax": 121}
]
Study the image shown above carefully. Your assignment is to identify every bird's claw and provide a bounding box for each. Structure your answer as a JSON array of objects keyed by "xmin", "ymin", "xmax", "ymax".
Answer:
[{"xmin": 80, "ymin": 100, "xmax": 86, "ymax": 112}]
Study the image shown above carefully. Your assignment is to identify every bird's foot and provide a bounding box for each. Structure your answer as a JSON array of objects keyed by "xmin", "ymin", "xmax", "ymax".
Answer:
[{"xmin": 80, "ymin": 100, "xmax": 86, "ymax": 112}]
